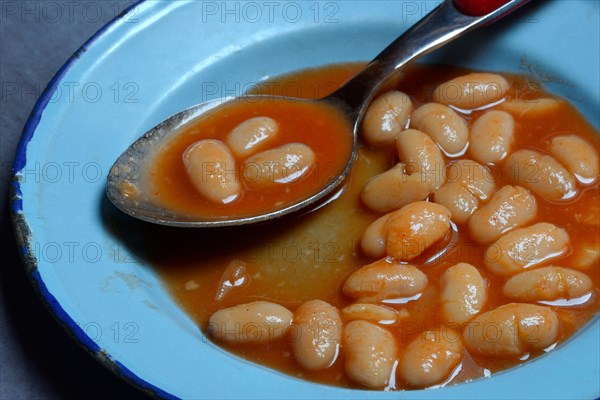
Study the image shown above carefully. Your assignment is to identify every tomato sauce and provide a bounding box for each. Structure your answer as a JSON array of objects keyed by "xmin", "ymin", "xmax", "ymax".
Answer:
[
  {"xmin": 148, "ymin": 96, "xmax": 353, "ymax": 219},
  {"xmin": 150, "ymin": 63, "xmax": 600, "ymax": 389}
]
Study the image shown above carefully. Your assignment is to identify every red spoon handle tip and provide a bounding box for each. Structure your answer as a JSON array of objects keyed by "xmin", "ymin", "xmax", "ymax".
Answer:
[{"xmin": 454, "ymin": 0, "xmax": 513, "ymax": 16}]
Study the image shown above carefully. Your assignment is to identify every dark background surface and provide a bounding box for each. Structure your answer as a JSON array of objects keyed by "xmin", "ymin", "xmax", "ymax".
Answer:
[{"xmin": 1, "ymin": 1, "xmax": 150, "ymax": 398}]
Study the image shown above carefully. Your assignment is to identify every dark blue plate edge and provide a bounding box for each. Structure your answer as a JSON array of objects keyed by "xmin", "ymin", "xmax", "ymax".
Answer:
[{"xmin": 9, "ymin": 1, "xmax": 178, "ymax": 399}]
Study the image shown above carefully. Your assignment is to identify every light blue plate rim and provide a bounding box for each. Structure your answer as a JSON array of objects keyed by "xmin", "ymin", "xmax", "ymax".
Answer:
[{"xmin": 10, "ymin": 1, "xmax": 176, "ymax": 398}]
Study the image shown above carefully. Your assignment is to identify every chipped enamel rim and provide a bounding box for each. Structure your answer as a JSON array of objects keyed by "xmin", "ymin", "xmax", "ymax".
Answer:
[
  {"xmin": 8, "ymin": 3, "xmax": 177, "ymax": 398},
  {"xmin": 9, "ymin": 1, "xmax": 599, "ymax": 399}
]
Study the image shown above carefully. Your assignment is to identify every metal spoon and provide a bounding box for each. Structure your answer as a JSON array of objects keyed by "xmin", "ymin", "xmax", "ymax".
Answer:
[{"xmin": 106, "ymin": 0, "xmax": 530, "ymax": 227}]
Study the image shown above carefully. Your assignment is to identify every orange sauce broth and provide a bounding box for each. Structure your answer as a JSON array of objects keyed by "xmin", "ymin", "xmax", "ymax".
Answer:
[
  {"xmin": 148, "ymin": 96, "xmax": 353, "ymax": 218},
  {"xmin": 151, "ymin": 63, "xmax": 600, "ymax": 390}
]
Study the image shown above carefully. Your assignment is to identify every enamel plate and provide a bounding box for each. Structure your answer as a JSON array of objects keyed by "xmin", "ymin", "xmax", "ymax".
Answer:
[{"xmin": 12, "ymin": 1, "xmax": 599, "ymax": 398}]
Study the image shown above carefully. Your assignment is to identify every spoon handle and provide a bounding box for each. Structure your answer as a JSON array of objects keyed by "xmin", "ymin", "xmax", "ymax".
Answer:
[{"xmin": 328, "ymin": 0, "xmax": 531, "ymax": 117}]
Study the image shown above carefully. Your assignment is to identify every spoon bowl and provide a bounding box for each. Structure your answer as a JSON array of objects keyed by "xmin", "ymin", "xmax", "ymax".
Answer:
[
  {"xmin": 106, "ymin": 0, "xmax": 530, "ymax": 227},
  {"xmin": 106, "ymin": 94, "xmax": 356, "ymax": 227}
]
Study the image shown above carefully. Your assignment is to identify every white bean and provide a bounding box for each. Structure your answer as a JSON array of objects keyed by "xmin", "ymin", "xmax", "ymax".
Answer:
[
  {"xmin": 183, "ymin": 139, "xmax": 241, "ymax": 204},
  {"xmin": 446, "ymin": 159, "xmax": 495, "ymax": 200},
  {"xmin": 549, "ymin": 135, "xmax": 599, "ymax": 183},
  {"xmin": 396, "ymin": 129, "xmax": 447, "ymax": 191},
  {"xmin": 400, "ymin": 328, "xmax": 463, "ymax": 387},
  {"xmin": 503, "ymin": 266, "xmax": 593, "ymax": 301},
  {"xmin": 361, "ymin": 215, "xmax": 389, "ymax": 259},
  {"xmin": 505, "ymin": 149, "xmax": 576, "ymax": 201},
  {"xmin": 343, "ymin": 320, "xmax": 397, "ymax": 389},
  {"xmin": 386, "ymin": 202, "xmax": 452, "ymax": 260},
  {"xmin": 243, "ymin": 143, "xmax": 315, "ymax": 189},
  {"xmin": 433, "ymin": 73, "xmax": 510, "ymax": 109},
  {"xmin": 499, "ymin": 97, "xmax": 561, "ymax": 117},
  {"xmin": 440, "ymin": 263, "xmax": 487, "ymax": 324},
  {"xmin": 484, "ymin": 223, "xmax": 570, "ymax": 276},
  {"xmin": 433, "ymin": 182, "xmax": 478, "ymax": 224},
  {"xmin": 463, "ymin": 303, "xmax": 559, "ymax": 356},
  {"xmin": 468, "ymin": 185, "xmax": 537, "ymax": 244},
  {"xmin": 469, "ymin": 110, "xmax": 515, "ymax": 164},
  {"xmin": 410, "ymin": 103, "xmax": 469, "ymax": 155},
  {"xmin": 362, "ymin": 91, "xmax": 413, "ymax": 146},
  {"xmin": 291, "ymin": 300, "xmax": 342, "ymax": 371},
  {"xmin": 208, "ymin": 301, "xmax": 292, "ymax": 344},
  {"xmin": 226, "ymin": 116, "xmax": 279, "ymax": 158},
  {"xmin": 571, "ymin": 240, "xmax": 600, "ymax": 270},
  {"xmin": 214, "ymin": 259, "xmax": 249, "ymax": 302},
  {"xmin": 342, "ymin": 303, "xmax": 398, "ymax": 324},
  {"xmin": 361, "ymin": 164, "xmax": 431, "ymax": 212},
  {"xmin": 342, "ymin": 258, "xmax": 428, "ymax": 303}
]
